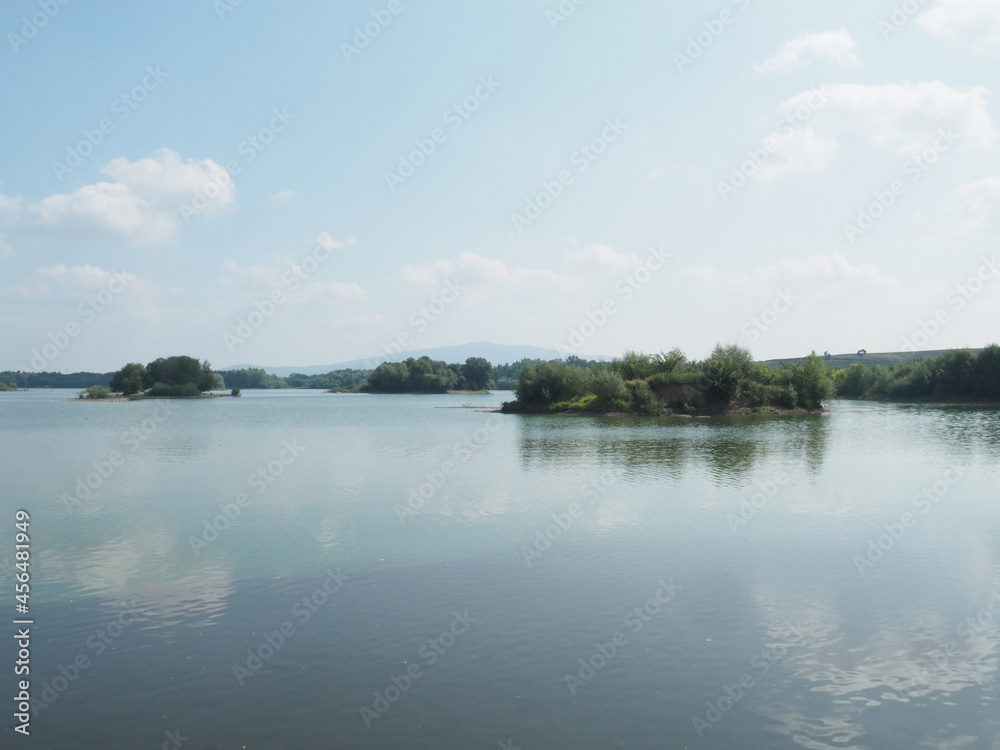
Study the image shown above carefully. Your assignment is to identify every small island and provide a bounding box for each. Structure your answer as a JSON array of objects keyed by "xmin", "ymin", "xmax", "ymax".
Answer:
[
  {"xmin": 81, "ymin": 356, "xmax": 239, "ymax": 400},
  {"xmin": 501, "ymin": 344, "xmax": 832, "ymax": 416},
  {"xmin": 0, "ymin": 381, "xmax": 22, "ymax": 392},
  {"xmin": 345, "ymin": 356, "xmax": 495, "ymax": 394}
]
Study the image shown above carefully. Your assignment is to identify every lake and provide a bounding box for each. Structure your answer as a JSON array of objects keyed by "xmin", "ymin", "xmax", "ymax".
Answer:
[{"xmin": 1, "ymin": 390, "xmax": 999, "ymax": 748}]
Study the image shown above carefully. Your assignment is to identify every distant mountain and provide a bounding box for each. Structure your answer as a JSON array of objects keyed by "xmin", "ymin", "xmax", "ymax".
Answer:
[{"xmin": 221, "ymin": 342, "xmax": 609, "ymax": 376}]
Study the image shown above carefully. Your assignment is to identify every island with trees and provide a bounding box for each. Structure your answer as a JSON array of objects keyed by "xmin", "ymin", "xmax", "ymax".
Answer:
[
  {"xmin": 360, "ymin": 356, "xmax": 494, "ymax": 394},
  {"xmin": 500, "ymin": 344, "xmax": 834, "ymax": 416},
  {"xmin": 85, "ymin": 356, "xmax": 233, "ymax": 399}
]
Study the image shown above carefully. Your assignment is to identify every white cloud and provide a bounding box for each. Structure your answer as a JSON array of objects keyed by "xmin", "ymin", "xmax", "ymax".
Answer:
[
  {"xmin": 681, "ymin": 252, "xmax": 896, "ymax": 297},
  {"xmin": 2, "ymin": 149, "xmax": 233, "ymax": 246},
  {"xmin": 754, "ymin": 127, "xmax": 839, "ymax": 181},
  {"xmin": 101, "ymin": 149, "xmax": 234, "ymax": 211},
  {"xmin": 38, "ymin": 264, "xmax": 136, "ymax": 288},
  {"xmin": 268, "ymin": 190, "xmax": 294, "ymax": 206},
  {"xmin": 919, "ymin": 0, "xmax": 1000, "ymax": 42},
  {"xmin": 756, "ymin": 30, "xmax": 860, "ymax": 75},
  {"xmin": 955, "ymin": 176, "xmax": 1000, "ymax": 232},
  {"xmin": 565, "ymin": 243, "xmax": 642, "ymax": 273},
  {"xmin": 776, "ymin": 81, "xmax": 995, "ymax": 155},
  {"xmin": 316, "ymin": 231, "xmax": 353, "ymax": 251}
]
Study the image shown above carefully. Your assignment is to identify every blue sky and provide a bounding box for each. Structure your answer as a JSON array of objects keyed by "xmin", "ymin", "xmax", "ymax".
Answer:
[{"xmin": 1, "ymin": 0, "xmax": 998, "ymax": 371}]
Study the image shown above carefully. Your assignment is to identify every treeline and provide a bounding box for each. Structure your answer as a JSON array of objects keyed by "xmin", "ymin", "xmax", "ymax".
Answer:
[
  {"xmin": 218, "ymin": 368, "xmax": 373, "ymax": 391},
  {"xmin": 364, "ymin": 357, "xmax": 493, "ymax": 393},
  {"xmin": 833, "ymin": 345, "xmax": 1000, "ymax": 401},
  {"xmin": 505, "ymin": 345, "xmax": 834, "ymax": 415},
  {"xmin": 0, "ymin": 371, "xmax": 112, "ymax": 389}
]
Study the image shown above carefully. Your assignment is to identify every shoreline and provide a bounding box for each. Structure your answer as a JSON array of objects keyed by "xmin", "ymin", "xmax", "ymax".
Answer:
[{"xmin": 498, "ymin": 403, "xmax": 824, "ymax": 418}]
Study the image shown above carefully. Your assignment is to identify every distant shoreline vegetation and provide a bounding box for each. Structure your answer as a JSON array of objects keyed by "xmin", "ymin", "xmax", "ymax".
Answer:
[
  {"xmin": 832, "ymin": 345, "xmax": 1000, "ymax": 402},
  {"xmin": 5, "ymin": 345, "xmax": 999, "ymax": 407}
]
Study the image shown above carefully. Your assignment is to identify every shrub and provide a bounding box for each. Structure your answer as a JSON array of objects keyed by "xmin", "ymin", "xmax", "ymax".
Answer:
[
  {"xmin": 590, "ymin": 369, "xmax": 627, "ymax": 408},
  {"xmin": 79, "ymin": 385, "xmax": 113, "ymax": 399},
  {"xmin": 231, "ymin": 388, "xmax": 241, "ymax": 397},
  {"xmin": 148, "ymin": 382, "xmax": 200, "ymax": 398},
  {"xmin": 626, "ymin": 379, "xmax": 665, "ymax": 415},
  {"xmin": 515, "ymin": 361, "xmax": 590, "ymax": 405},
  {"xmin": 701, "ymin": 343, "xmax": 755, "ymax": 402}
]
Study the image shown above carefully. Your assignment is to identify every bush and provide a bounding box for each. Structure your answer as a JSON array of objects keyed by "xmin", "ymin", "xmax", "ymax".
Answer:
[
  {"xmin": 515, "ymin": 361, "xmax": 590, "ymax": 405},
  {"xmin": 626, "ymin": 379, "xmax": 665, "ymax": 415},
  {"xmin": 701, "ymin": 343, "xmax": 755, "ymax": 402},
  {"xmin": 79, "ymin": 385, "xmax": 113, "ymax": 399},
  {"xmin": 783, "ymin": 353, "xmax": 834, "ymax": 408},
  {"xmin": 231, "ymin": 388, "xmax": 241, "ymax": 397},
  {"xmin": 590, "ymin": 369, "xmax": 627, "ymax": 408},
  {"xmin": 148, "ymin": 382, "xmax": 200, "ymax": 398}
]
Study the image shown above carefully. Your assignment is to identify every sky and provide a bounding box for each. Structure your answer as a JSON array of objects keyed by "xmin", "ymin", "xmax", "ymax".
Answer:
[{"xmin": 1, "ymin": 0, "xmax": 998, "ymax": 372}]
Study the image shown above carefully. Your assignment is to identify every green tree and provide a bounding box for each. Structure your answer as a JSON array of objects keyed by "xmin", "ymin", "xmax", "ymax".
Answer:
[
  {"xmin": 974, "ymin": 344, "xmax": 1000, "ymax": 399},
  {"xmin": 367, "ymin": 362, "xmax": 410, "ymax": 392},
  {"xmin": 590, "ymin": 368, "xmax": 627, "ymax": 408},
  {"xmin": 109, "ymin": 363, "xmax": 147, "ymax": 395},
  {"xmin": 702, "ymin": 343, "xmax": 755, "ymax": 402},
  {"xmin": 515, "ymin": 360, "xmax": 589, "ymax": 405},
  {"xmin": 460, "ymin": 357, "xmax": 494, "ymax": 390},
  {"xmin": 784, "ymin": 352, "xmax": 834, "ymax": 408}
]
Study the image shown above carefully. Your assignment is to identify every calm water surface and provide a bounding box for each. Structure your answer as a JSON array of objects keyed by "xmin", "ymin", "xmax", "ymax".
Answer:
[{"xmin": 1, "ymin": 390, "xmax": 999, "ymax": 748}]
